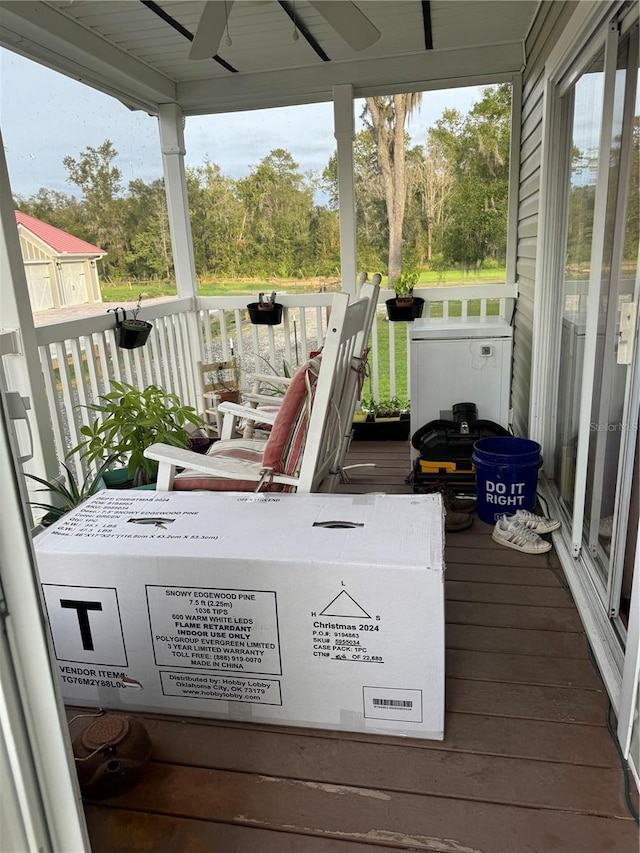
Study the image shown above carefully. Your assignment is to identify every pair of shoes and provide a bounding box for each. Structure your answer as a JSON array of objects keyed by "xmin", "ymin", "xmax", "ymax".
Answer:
[
  {"xmin": 506, "ymin": 509, "xmax": 561, "ymax": 534},
  {"xmin": 492, "ymin": 515, "xmax": 552, "ymax": 554}
]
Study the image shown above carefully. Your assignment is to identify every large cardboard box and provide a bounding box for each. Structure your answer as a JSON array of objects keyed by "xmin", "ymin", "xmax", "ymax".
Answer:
[{"xmin": 34, "ymin": 490, "xmax": 445, "ymax": 740}]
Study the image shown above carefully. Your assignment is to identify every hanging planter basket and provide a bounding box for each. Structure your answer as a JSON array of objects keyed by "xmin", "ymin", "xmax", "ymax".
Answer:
[
  {"xmin": 385, "ymin": 297, "xmax": 425, "ymax": 322},
  {"xmin": 109, "ymin": 307, "xmax": 153, "ymax": 349},
  {"xmin": 247, "ymin": 302, "xmax": 284, "ymax": 325}
]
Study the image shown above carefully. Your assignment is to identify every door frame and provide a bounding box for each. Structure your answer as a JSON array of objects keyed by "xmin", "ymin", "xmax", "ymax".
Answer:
[{"xmin": 530, "ymin": 0, "xmax": 639, "ymax": 746}]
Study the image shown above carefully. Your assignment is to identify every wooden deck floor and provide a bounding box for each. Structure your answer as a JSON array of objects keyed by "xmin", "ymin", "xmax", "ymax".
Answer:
[{"xmin": 73, "ymin": 441, "xmax": 638, "ymax": 852}]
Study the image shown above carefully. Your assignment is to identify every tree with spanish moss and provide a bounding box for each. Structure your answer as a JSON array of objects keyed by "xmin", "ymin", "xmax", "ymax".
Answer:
[{"xmin": 363, "ymin": 93, "xmax": 423, "ymax": 284}]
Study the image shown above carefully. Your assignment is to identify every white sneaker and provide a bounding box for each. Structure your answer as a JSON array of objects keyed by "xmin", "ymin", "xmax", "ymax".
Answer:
[
  {"xmin": 505, "ymin": 509, "xmax": 561, "ymax": 534},
  {"xmin": 492, "ymin": 516, "xmax": 552, "ymax": 554}
]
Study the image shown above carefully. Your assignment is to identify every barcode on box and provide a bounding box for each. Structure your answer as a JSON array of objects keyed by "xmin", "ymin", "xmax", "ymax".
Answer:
[
  {"xmin": 372, "ymin": 698, "xmax": 413, "ymax": 709},
  {"xmin": 363, "ymin": 687, "xmax": 423, "ymax": 723}
]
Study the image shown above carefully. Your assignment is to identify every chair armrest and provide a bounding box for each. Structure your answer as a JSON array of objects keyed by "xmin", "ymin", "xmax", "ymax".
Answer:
[
  {"xmin": 145, "ymin": 442, "xmax": 266, "ymax": 489},
  {"xmin": 251, "ymin": 373, "xmax": 292, "ymax": 387},
  {"xmin": 218, "ymin": 400, "xmax": 279, "ymax": 439},
  {"xmin": 144, "ymin": 442, "xmax": 299, "ymax": 491},
  {"xmin": 241, "ymin": 393, "xmax": 285, "ymax": 407}
]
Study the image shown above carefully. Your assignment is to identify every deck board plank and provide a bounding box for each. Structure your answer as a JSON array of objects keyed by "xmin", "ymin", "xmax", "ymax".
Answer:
[
  {"xmin": 75, "ymin": 440, "xmax": 637, "ymax": 853},
  {"xmin": 445, "ymin": 648, "xmax": 605, "ymax": 689},
  {"xmin": 84, "ymin": 763, "xmax": 639, "ymax": 853},
  {"xmin": 110, "ymin": 718, "xmax": 627, "ymax": 816},
  {"xmin": 447, "ymin": 622, "xmax": 591, "ymax": 657},
  {"xmin": 445, "ymin": 579, "xmax": 575, "ymax": 607}
]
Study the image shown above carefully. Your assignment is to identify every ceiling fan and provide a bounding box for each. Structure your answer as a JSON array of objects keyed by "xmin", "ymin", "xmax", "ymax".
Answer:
[{"xmin": 189, "ymin": 0, "xmax": 381, "ymax": 60}]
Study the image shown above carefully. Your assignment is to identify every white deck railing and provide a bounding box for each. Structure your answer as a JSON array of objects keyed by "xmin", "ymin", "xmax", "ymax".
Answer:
[{"xmin": 22, "ymin": 283, "xmax": 516, "ymax": 479}]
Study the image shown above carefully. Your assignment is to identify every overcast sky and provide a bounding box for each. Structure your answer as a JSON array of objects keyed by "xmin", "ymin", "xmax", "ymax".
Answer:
[{"xmin": 1, "ymin": 48, "xmax": 484, "ymax": 200}]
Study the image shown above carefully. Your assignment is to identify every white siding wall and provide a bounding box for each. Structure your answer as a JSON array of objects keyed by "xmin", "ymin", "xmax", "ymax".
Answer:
[{"xmin": 511, "ymin": 1, "xmax": 579, "ymax": 437}]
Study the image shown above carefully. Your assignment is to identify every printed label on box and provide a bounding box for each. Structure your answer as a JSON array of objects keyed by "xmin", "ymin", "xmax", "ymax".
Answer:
[
  {"xmin": 363, "ymin": 686, "xmax": 423, "ymax": 723},
  {"xmin": 42, "ymin": 584, "xmax": 127, "ymax": 667},
  {"xmin": 160, "ymin": 671, "xmax": 282, "ymax": 705},
  {"xmin": 146, "ymin": 584, "xmax": 282, "ymax": 674}
]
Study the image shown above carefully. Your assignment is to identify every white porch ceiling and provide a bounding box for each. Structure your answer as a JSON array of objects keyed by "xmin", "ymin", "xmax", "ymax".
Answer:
[{"xmin": 0, "ymin": 1, "xmax": 540, "ymax": 114}]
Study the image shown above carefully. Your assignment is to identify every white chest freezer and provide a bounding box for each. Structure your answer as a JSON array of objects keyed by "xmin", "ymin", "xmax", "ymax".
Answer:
[{"xmin": 409, "ymin": 316, "xmax": 513, "ymax": 450}]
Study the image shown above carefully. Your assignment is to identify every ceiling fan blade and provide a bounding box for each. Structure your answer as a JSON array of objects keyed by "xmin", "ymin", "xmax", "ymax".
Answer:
[
  {"xmin": 189, "ymin": 1, "xmax": 234, "ymax": 60},
  {"xmin": 309, "ymin": 1, "xmax": 380, "ymax": 51}
]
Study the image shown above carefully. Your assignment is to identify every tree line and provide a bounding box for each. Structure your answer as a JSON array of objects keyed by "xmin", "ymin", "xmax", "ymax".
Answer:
[{"xmin": 13, "ymin": 85, "xmax": 512, "ymax": 284}]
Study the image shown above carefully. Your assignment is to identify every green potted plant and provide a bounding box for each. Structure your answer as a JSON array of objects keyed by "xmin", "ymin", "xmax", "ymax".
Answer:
[
  {"xmin": 247, "ymin": 291, "xmax": 283, "ymax": 325},
  {"xmin": 71, "ymin": 381, "xmax": 205, "ymax": 487},
  {"xmin": 386, "ymin": 270, "xmax": 424, "ymax": 321},
  {"xmin": 25, "ymin": 454, "xmax": 120, "ymax": 527},
  {"xmin": 353, "ymin": 396, "xmax": 410, "ymax": 440},
  {"xmin": 108, "ymin": 294, "xmax": 153, "ymax": 349}
]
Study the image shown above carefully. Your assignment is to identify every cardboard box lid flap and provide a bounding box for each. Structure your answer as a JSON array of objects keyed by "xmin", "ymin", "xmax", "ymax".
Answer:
[{"xmin": 34, "ymin": 491, "xmax": 444, "ymax": 570}]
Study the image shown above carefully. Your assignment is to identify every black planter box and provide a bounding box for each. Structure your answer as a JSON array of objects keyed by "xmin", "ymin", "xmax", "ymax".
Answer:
[
  {"xmin": 352, "ymin": 413, "xmax": 410, "ymax": 441},
  {"xmin": 247, "ymin": 303, "xmax": 283, "ymax": 325},
  {"xmin": 385, "ymin": 297, "xmax": 425, "ymax": 322}
]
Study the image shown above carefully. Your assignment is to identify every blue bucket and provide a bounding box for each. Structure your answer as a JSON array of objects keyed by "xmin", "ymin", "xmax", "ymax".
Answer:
[{"xmin": 472, "ymin": 437, "xmax": 542, "ymax": 524}]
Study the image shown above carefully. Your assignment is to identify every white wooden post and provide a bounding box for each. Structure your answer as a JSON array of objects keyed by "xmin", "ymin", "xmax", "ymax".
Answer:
[
  {"xmin": 0, "ymin": 128, "xmax": 59, "ymax": 481},
  {"xmin": 158, "ymin": 104, "xmax": 204, "ymax": 399},
  {"xmin": 333, "ymin": 85, "xmax": 357, "ymax": 296},
  {"xmin": 158, "ymin": 104, "xmax": 198, "ymax": 300}
]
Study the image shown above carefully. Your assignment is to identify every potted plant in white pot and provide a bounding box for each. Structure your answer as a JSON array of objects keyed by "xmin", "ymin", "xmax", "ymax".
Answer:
[{"xmin": 71, "ymin": 381, "xmax": 205, "ymax": 487}]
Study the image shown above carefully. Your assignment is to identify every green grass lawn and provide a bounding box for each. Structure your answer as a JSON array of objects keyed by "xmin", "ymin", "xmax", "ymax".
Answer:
[{"xmin": 100, "ymin": 269, "xmax": 508, "ymax": 304}]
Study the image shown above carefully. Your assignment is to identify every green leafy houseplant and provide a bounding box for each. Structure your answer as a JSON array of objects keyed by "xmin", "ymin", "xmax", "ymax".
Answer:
[
  {"xmin": 393, "ymin": 270, "xmax": 419, "ymax": 303},
  {"xmin": 72, "ymin": 381, "xmax": 205, "ymax": 486},
  {"xmin": 26, "ymin": 454, "xmax": 120, "ymax": 525},
  {"xmin": 361, "ymin": 396, "xmax": 410, "ymax": 420},
  {"xmin": 353, "ymin": 397, "xmax": 410, "ymax": 441},
  {"xmin": 386, "ymin": 270, "xmax": 424, "ymax": 321}
]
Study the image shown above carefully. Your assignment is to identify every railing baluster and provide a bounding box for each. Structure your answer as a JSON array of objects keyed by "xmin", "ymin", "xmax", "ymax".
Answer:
[
  {"xmin": 298, "ymin": 306, "xmax": 309, "ymax": 364},
  {"xmin": 270, "ymin": 319, "xmax": 280, "ymax": 368},
  {"xmin": 54, "ymin": 341, "xmax": 84, "ymax": 478},
  {"xmin": 146, "ymin": 323, "xmax": 162, "ymax": 387},
  {"xmin": 283, "ymin": 311, "xmax": 293, "ymax": 369},
  {"xmin": 40, "ymin": 344, "xmax": 67, "ymax": 475},
  {"xmin": 83, "ymin": 334, "xmax": 102, "ymax": 404},
  {"xmin": 164, "ymin": 316, "xmax": 181, "ymax": 398},
  {"xmin": 388, "ymin": 321, "xmax": 397, "ymax": 399},
  {"xmin": 250, "ymin": 321, "xmax": 260, "ymax": 374},
  {"xmin": 369, "ymin": 309, "xmax": 380, "ymax": 400},
  {"xmin": 105, "ymin": 330, "xmax": 123, "ymax": 385},
  {"xmin": 156, "ymin": 318, "xmax": 173, "ymax": 391}
]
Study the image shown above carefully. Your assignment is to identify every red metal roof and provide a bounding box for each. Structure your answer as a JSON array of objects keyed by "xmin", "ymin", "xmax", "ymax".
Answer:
[{"xmin": 15, "ymin": 211, "xmax": 105, "ymax": 256}]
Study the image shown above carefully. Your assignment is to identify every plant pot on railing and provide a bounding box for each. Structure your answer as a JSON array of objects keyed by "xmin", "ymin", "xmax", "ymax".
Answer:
[
  {"xmin": 247, "ymin": 291, "xmax": 283, "ymax": 325},
  {"xmin": 385, "ymin": 297, "xmax": 425, "ymax": 322},
  {"xmin": 108, "ymin": 305, "xmax": 153, "ymax": 350}
]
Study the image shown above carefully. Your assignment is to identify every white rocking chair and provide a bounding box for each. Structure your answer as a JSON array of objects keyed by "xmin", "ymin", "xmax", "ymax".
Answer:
[{"xmin": 145, "ymin": 289, "xmax": 374, "ymax": 494}]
